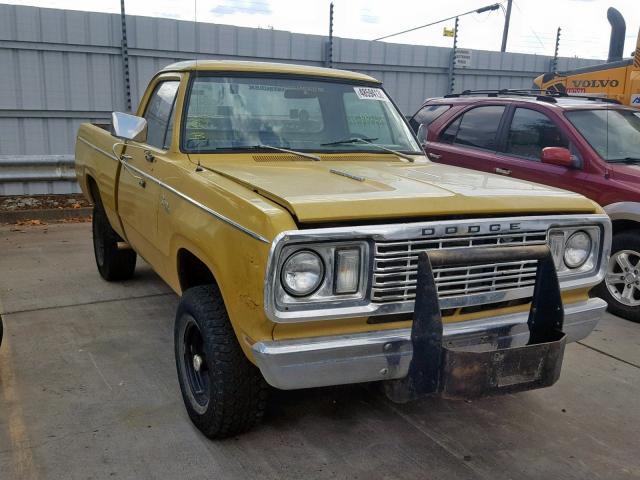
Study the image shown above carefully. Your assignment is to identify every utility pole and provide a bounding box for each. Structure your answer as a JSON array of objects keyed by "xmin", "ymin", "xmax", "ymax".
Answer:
[
  {"xmin": 325, "ymin": 2, "xmax": 334, "ymax": 68},
  {"xmin": 551, "ymin": 27, "xmax": 561, "ymax": 72},
  {"xmin": 500, "ymin": 0, "xmax": 512, "ymax": 52},
  {"xmin": 448, "ymin": 17, "xmax": 459, "ymax": 94},
  {"xmin": 120, "ymin": 0, "xmax": 132, "ymax": 111}
]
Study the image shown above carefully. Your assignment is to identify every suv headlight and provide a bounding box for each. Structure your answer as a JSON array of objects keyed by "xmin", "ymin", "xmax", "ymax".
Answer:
[
  {"xmin": 281, "ymin": 250, "xmax": 324, "ymax": 296},
  {"xmin": 564, "ymin": 231, "xmax": 592, "ymax": 268}
]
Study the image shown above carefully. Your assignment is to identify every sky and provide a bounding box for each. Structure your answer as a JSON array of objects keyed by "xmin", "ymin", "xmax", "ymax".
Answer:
[{"xmin": 5, "ymin": 0, "xmax": 640, "ymax": 60}]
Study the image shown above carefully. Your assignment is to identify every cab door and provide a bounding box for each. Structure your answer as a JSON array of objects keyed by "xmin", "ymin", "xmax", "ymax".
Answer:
[{"xmin": 117, "ymin": 79, "xmax": 180, "ymax": 268}]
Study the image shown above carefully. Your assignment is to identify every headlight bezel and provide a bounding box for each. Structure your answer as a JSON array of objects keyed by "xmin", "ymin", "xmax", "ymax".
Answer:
[
  {"xmin": 274, "ymin": 240, "xmax": 370, "ymax": 311},
  {"xmin": 548, "ymin": 225, "xmax": 600, "ymax": 276}
]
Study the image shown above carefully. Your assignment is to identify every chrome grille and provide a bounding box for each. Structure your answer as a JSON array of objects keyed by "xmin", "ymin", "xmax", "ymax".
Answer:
[{"xmin": 372, "ymin": 230, "xmax": 548, "ymax": 303}]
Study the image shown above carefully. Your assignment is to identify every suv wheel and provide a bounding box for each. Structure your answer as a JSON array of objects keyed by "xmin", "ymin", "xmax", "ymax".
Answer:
[
  {"xmin": 594, "ymin": 230, "xmax": 640, "ymax": 323},
  {"xmin": 174, "ymin": 284, "xmax": 268, "ymax": 438}
]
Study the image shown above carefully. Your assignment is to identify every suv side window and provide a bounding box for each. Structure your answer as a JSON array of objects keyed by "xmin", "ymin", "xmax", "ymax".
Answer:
[
  {"xmin": 440, "ymin": 106, "xmax": 505, "ymax": 150},
  {"xmin": 144, "ymin": 81, "xmax": 180, "ymax": 150},
  {"xmin": 410, "ymin": 104, "xmax": 451, "ymax": 132},
  {"xmin": 506, "ymin": 108, "xmax": 568, "ymax": 160}
]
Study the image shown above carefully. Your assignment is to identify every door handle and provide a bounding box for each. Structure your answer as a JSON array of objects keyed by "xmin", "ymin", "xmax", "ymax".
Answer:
[
  {"xmin": 112, "ymin": 143, "xmax": 146, "ymax": 187},
  {"xmin": 144, "ymin": 150, "xmax": 155, "ymax": 163},
  {"xmin": 427, "ymin": 152, "xmax": 442, "ymax": 160},
  {"xmin": 495, "ymin": 167, "xmax": 512, "ymax": 176}
]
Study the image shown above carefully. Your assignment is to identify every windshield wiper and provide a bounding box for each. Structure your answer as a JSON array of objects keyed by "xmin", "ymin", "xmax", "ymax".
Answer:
[
  {"xmin": 321, "ymin": 137, "xmax": 416, "ymax": 162},
  {"xmin": 321, "ymin": 137, "xmax": 379, "ymax": 146},
  {"xmin": 236, "ymin": 144, "xmax": 320, "ymax": 161},
  {"xmin": 608, "ymin": 157, "xmax": 640, "ymax": 164}
]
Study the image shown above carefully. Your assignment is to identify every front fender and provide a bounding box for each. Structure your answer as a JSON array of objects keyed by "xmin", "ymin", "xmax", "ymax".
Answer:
[{"xmin": 604, "ymin": 201, "xmax": 640, "ymax": 223}]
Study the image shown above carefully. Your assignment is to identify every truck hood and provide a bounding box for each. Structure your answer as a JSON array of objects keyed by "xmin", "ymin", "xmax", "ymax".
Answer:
[{"xmin": 203, "ymin": 160, "xmax": 597, "ymax": 223}]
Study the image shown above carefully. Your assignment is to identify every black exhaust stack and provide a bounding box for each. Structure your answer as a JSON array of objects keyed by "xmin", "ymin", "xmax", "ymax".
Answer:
[{"xmin": 607, "ymin": 7, "xmax": 626, "ymax": 62}]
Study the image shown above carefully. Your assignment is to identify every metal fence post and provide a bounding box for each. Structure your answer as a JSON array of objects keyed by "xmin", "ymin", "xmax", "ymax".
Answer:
[
  {"xmin": 448, "ymin": 17, "xmax": 459, "ymax": 94},
  {"xmin": 120, "ymin": 0, "xmax": 132, "ymax": 112}
]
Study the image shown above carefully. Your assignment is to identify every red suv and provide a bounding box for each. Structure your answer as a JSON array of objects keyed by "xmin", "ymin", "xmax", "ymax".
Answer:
[{"xmin": 410, "ymin": 90, "xmax": 640, "ymax": 322}]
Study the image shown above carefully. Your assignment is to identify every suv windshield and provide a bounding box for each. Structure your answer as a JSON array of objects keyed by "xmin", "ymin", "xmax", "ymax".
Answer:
[
  {"xmin": 182, "ymin": 75, "xmax": 421, "ymax": 154},
  {"xmin": 565, "ymin": 108, "xmax": 640, "ymax": 162}
]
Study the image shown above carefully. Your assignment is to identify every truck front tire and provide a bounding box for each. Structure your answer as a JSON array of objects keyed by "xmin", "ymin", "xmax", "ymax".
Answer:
[
  {"xmin": 174, "ymin": 284, "xmax": 268, "ymax": 438},
  {"xmin": 92, "ymin": 204, "xmax": 137, "ymax": 281},
  {"xmin": 594, "ymin": 230, "xmax": 640, "ymax": 323}
]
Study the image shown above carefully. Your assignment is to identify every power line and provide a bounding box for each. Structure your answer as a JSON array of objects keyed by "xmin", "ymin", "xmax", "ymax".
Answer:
[
  {"xmin": 372, "ymin": 3, "xmax": 500, "ymax": 42},
  {"xmin": 511, "ymin": 0, "xmax": 545, "ymax": 50}
]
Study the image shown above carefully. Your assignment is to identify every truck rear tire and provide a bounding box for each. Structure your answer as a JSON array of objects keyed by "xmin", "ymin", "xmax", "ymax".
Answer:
[
  {"xmin": 593, "ymin": 230, "xmax": 640, "ymax": 323},
  {"xmin": 92, "ymin": 204, "xmax": 136, "ymax": 281},
  {"xmin": 174, "ymin": 284, "xmax": 268, "ymax": 438}
]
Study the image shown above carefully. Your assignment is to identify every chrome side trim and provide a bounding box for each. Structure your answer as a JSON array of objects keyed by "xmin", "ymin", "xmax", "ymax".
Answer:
[
  {"xmin": 264, "ymin": 214, "xmax": 612, "ymax": 323},
  {"xmin": 77, "ymin": 136, "xmax": 270, "ymax": 244},
  {"xmin": 78, "ymin": 136, "xmax": 119, "ymax": 162},
  {"xmin": 252, "ymin": 298, "xmax": 606, "ymax": 390}
]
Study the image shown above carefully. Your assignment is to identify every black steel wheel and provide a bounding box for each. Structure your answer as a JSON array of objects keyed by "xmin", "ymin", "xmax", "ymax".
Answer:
[
  {"xmin": 174, "ymin": 284, "xmax": 269, "ymax": 438},
  {"xmin": 177, "ymin": 314, "xmax": 211, "ymax": 414},
  {"xmin": 92, "ymin": 201, "xmax": 136, "ymax": 281}
]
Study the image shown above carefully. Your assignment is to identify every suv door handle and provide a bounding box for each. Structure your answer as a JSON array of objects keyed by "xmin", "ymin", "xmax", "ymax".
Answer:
[
  {"xmin": 495, "ymin": 167, "xmax": 511, "ymax": 176},
  {"xmin": 144, "ymin": 150, "xmax": 155, "ymax": 163},
  {"xmin": 427, "ymin": 152, "xmax": 442, "ymax": 160}
]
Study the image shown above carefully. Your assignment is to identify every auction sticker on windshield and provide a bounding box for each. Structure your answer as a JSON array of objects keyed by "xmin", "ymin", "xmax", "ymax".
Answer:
[{"xmin": 354, "ymin": 86, "xmax": 388, "ymax": 101}]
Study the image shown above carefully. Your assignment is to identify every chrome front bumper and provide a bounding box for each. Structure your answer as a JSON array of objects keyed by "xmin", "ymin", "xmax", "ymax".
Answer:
[{"xmin": 252, "ymin": 298, "xmax": 606, "ymax": 390}]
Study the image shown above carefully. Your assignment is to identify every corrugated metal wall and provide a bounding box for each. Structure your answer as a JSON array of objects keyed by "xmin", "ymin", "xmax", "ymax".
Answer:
[{"xmin": 0, "ymin": 4, "xmax": 603, "ymax": 193}]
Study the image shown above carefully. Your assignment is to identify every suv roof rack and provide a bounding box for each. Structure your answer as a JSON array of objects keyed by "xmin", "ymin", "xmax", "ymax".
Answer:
[{"xmin": 443, "ymin": 89, "xmax": 621, "ymax": 105}]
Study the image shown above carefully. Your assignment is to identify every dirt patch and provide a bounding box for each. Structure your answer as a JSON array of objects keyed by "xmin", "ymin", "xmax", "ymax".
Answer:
[{"xmin": 0, "ymin": 194, "xmax": 90, "ymax": 212}]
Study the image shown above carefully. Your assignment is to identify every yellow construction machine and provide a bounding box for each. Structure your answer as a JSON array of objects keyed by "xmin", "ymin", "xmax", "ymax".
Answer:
[{"xmin": 533, "ymin": 7, "xmax": 640, "ymax": 106}]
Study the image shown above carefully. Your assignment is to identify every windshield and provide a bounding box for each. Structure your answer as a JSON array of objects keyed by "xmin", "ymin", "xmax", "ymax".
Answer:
[
  {"xmin": 565, "ymin": 108, "xmax": 640, "ymax": 162},
  {"xmin": 182, "ymin": 75, "xmax": 421, "ymax": 154}
]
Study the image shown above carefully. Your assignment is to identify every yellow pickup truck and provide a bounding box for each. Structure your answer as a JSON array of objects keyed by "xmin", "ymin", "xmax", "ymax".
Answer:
[{"xmin": 75, "ymin": 60, "xmax": 611, "ymax": 438}]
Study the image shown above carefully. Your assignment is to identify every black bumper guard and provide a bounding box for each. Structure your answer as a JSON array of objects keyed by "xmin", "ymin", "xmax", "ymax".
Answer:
[{"xmin": 385, "ymin": 245, "xmax": 566, "ymax": 403}]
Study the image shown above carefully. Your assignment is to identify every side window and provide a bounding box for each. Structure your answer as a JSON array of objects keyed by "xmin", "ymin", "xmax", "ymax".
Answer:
[
  {"xmin": 410, "ymin": 104, "xmax": 451, "ymax": 132},
  {"xmin": 506, "ymin": 108, "xmax": 568, "ymax": 160},
  {"xmin": 441, "ymin": 106, "xmax": 505, "ymax": 150},
  {"xmin": 143, "ymin": 81, "xmax": 179, "ymax": 149},
  {"xmin": 163, "ymin": 103, "xmax": 177, "ymax": 150},
  {"xmin": 441, "ymin": 116, "xmax": 462, "ymax": 144}
]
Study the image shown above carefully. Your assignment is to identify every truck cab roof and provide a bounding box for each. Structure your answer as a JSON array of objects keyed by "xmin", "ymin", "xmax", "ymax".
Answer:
[{"xmin": 160, "ymin": 60, "xmax": 380, "ymax": 84}]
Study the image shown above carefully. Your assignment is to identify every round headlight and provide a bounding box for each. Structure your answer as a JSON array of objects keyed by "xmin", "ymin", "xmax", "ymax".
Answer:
[
  {"xmin": 281, "ymin": 250, "xmax": 324, "ymax": 296},
  {"xmin": 564, "ymin": 231, "xmax": 592, "ymax": 268}
]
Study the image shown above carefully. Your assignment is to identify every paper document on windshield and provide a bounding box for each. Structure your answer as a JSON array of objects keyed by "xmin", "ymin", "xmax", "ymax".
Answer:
[{"xmin": 354, "ymin": 87, "xmax": 389, "ymax": 101}]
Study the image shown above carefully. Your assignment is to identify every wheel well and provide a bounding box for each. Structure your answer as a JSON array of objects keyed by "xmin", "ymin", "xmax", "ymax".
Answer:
[
  {"xmin": 611, "ymin": 219, "xmax": 640, "ymax": 235},
  {"xmin": 177, "ymin": 249, "xmax": 216, "ymax": 292},
  {"xmin": 86, "ymin": 175, "xmax": 100, "ymax": 205}
]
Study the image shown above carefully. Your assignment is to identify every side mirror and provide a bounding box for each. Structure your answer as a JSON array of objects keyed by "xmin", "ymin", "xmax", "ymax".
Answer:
[
  {"xmin": 541, "ymin": 147, "xmax": 573, "ymax": 168},
  {"xmin": 112, "ymin": 112, "xmax": 147, "ymax": 143}
]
